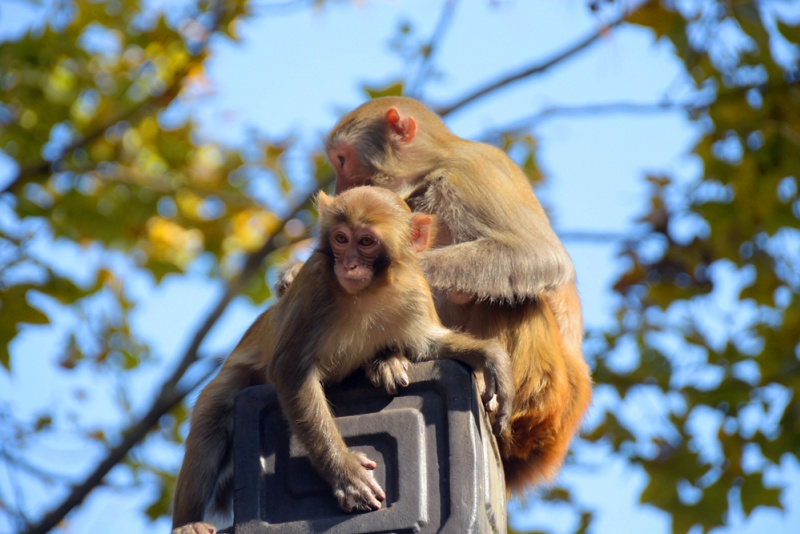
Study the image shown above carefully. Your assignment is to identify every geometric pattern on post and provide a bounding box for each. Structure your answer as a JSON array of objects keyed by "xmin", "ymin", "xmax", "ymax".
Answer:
[{"xmin": 228, "ymin": 360, "xmax": 507, "ymax": 534}]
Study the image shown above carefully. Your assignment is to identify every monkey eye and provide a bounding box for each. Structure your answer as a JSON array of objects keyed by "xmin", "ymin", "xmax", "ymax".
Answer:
[
  {"xmin": 337, "ymin": 155, "xmax": 345, "ymax": 168},
  {"xmin": 358, "ymin": 235, "xmax": 377, "ymax": 247},
  {"xmin": 333, "ymin": 232, "xmax": 349, "ymax": 244}
]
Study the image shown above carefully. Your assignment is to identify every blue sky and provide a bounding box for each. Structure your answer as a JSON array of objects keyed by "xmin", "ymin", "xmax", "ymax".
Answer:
[{"xmin": 2, "ymin": 1, "xmax": 799, "ymax": 533}]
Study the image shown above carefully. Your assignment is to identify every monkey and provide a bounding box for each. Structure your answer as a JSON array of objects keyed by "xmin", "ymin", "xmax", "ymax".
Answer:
[
  {"xmin": 325, "ymin": 96, "xmax": 593, "ymax": 493},
  {"xmin": 172, "ymin": 186, "xmax": 514, "ymax": 534}
]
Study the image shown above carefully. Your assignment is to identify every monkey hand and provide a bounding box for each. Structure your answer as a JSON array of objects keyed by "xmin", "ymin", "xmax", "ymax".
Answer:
[
  {"xmin": 275, "ymin": 259, "xmax": 305, "ymax": 297},
  {"xmin": 332, "ymin": 451, "xmax": 386, "ymax": 513},
  {"xmin": 473, "ymin": 343, "xmax": 514, "ymax": 436},
  {"xmin": 172, "ymin": 522, "xmax": 217, "ymax": 534},
  {"xmin": 364, "ymin": 352, "xmax": 410, "ymax": 395}
]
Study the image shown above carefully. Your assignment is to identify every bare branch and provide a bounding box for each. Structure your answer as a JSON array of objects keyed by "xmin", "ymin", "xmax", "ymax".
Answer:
[
  {"xmin": 435, "ymin": 0, "xmax": 654, "ymax": 118},
  {"xmin": 21, "ymin": 188, "xmax": 318, "ymax": 534},
  {"xmin": 479, "ymin": 100, "xmax": 704, "ymax": 143},
  {"xmin": 406, "ymin": 0, "xmax": 460, "ymax": 99}
]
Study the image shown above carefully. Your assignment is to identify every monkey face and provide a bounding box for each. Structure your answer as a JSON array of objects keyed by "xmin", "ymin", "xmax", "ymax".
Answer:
[
  {"xmin": 328, "ymin": 223, "xmax": 384, "ymax": 294},
  {"xmin": 328, "ymin": 144, "xmax": 374, "ymax": 193}
]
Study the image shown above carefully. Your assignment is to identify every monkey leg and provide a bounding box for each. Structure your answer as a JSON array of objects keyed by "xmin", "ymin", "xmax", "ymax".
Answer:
[
  {"xmin": 459, "ymin": 297, "xmax": 592, "ymax": 493},
  {"xmin": 173, "ymin": 363, "xmax": 260, "ymax": 529},
  {"xmin": 363, "ymin": 348, "xmax": 410, "ymax": 394}
]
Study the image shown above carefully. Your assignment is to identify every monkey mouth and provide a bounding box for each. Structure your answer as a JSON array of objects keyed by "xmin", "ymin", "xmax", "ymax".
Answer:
[
  {"xmin": 339, "ymin": 276, "xmax": 371, "ymax": 294},
  {"xmin": 335, "ymin": 266, "xmax": 373, "ymax": 294}
]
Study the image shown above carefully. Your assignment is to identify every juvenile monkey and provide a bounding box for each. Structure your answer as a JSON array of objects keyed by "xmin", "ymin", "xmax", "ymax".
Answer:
[
  {"xmin": 172, "ymin": 186, "xmax": 514, "ymax": 533},
  {"xmin": 326, "ymin": 97, "xmax": 592, "ymax": 492}
]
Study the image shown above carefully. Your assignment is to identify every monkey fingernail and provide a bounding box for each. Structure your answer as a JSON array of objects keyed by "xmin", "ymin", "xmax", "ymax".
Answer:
[{"xmin": 485, "ymin": 394, "xmax": 499, "ymax": 413}]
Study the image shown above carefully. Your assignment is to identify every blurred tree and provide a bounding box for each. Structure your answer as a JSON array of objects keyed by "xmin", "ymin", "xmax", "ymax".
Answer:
[
  {"xmin": 588, "ymin": 1, "xmax": 800, "ymax": 532},
  {"xmin": 0, "ymin": 1, "xmax": 797, "ymax": 533}
]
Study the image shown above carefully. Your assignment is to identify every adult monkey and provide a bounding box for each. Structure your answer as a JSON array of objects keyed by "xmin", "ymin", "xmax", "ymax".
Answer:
[
  {"xmin": 172, "ymin": 186, "xmax": 513, "ymax": 533},
  {"xmin": 326, "ymin": 96, "xmax": 592, "ymax": 492}
]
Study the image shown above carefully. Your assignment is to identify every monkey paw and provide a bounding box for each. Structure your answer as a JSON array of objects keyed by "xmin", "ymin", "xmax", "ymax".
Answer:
[
  {"xmin": 333, "ymin": 452, "xmax": 386, "ymax": 513},
  {"xmin": 274, "ymin": 259, "xmax": 304, "ymax": 297},
  {"xmin": 172, "ymin": 522, "xmax": 216, "ymax": 534},
  {"xmin": 473, "ymin": 351, "xmax": 514, "ymax": 436},
  {"xmin": 364, "ymin": 352, "xmax": 410, "ymax": 395}
]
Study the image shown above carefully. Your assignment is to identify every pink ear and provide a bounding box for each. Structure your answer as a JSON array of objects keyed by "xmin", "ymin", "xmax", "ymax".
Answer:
[
  {"xmin": 385, "ymin": 108, "xmax": 417, "ymax": 142},
  {"xmin": 317, "ymin": 191, "xmax": 332, "ymax": 217},
  {"xmin": 410, "ymin": 214, "xmax": 435, "ymax": 252}
]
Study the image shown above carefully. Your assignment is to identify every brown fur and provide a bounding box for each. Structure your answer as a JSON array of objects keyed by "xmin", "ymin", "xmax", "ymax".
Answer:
[
  {"xmin": 172, "ymin": 186, "xmax": 514, "ymax": 532},
  {"xmin": 327, "ymin": 97, "xmax": 592, "ymax": 494}
]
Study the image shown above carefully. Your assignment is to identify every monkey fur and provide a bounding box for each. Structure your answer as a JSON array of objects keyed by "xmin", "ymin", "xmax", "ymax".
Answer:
[
  {"xmin": 326, "ymin": 97, "xmax": 592, "ymax": 493},
  {"xmin": 171, "ymin": 186, "xmax": 514, "ymax": 533}
]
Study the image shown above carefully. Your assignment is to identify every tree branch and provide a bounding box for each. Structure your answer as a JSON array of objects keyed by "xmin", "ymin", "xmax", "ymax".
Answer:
[
  {"xmin": 21, "ymin": 190, "xmax": 317, "ymax": 534},
  {"xmin": 435, "ymin": 0, "xmax": 654, "ymax": 118},
  {"xmin": 406, "ymin": 0, "xmax": 460, "ymax": 99},
  {"xmin": 0, "ymin": 67, "xmax": 197, "ymax": 197}
]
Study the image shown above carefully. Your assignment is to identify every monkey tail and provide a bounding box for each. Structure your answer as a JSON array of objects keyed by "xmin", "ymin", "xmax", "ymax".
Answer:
[{"xmin": 468, "ymin": 296, "xmax": 591, "ymax": 495}]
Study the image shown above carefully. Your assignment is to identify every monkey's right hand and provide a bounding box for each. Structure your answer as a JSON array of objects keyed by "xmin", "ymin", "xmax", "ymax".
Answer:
[
  {"xmin": 475, "ymin": 343, "xmax": 514, "ymax": 436},
  {"xmin": 332, "ymin": 451, "xmax": 386, "ymax": 513},
  {"xmin": 172, "ymin": 522, "xmax": 216, "ymax": 534},
  {"xmin": 364, "ymin": 352, "xmax": 410, "ymax": 395}
]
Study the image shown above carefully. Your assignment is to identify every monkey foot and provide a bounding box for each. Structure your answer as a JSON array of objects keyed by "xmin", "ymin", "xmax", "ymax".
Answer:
[
  {"xmin": 172, "ymin": 522, "xmax": 216, "ymax": 534},
  {"xmin": 333, "ymin": 452, "xmax": 386, "ymax": 513},
  {"xmin": 364, "ymin": 352, "xmax": 410, "ymax": 395}
]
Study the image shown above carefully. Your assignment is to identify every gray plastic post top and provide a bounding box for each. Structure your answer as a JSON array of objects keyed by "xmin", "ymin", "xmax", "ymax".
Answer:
[{"xmin": 227, "ymin": 359, "xmax": 507, "ymax": 533}]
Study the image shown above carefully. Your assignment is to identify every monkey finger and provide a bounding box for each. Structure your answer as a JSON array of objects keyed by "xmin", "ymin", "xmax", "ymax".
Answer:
[
  {"xmin": 479, "ymin": 372, "xmax": 497, "ymax": 405},
  {"xmin": 336, "ymin": 469, "xmax": 386, "ymax": 512},
  {"xmin": 484, "ymin": 394, "xmax": 499, "ymax": 414},
  {"xmin": 353, "ymin": 451, "xmax": 378, "ymax": 470},
  {"xmin": 352, "ymin": 487, "xmax": 383, "ymax": 512},
  {"xmin": 366, "ymin": 367, "xmax": 384, "ymax": 389},
  {"xmin": 382, "ymin": 359, "xmax": 409, "ymax": 392},
  {"xmin": 360, "ymin": 476, "xmax": 386, "ymax": 506},
  {"xmin": 492, "ymin": 405, "xmax": 512, "ymax": 436},
  {"xmin": 365, "ymin": 353, "xmax": 411, "ymax": 394},
  {"xmin": 472, "ymin": 369, "xmax": 488, "ymax": 398}
]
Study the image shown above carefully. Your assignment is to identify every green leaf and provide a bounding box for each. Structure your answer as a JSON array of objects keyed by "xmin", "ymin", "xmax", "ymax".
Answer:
[
  {"xmin": 0, "ymin": 285, "xmax": 50, "ymax": 370},
  {"xmin": 363, "ymin": 81, "xmax": 404, "ymax": 99},
  {"xmin": 776, "ymin": 20, "xmax": 800, "ymax": 46},
  {"xmin": 740, "ymin": 473, "xmax": 783, "ymax": 517}
]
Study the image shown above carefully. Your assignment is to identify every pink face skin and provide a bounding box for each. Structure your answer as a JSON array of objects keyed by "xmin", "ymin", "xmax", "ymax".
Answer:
[
  {"xmin": 328, "ymin": 145, "xmax": 372, "ymax": 194},
  {"xmin": 329, "ymin": 223, "xmax": 383, "ymax": 294}
]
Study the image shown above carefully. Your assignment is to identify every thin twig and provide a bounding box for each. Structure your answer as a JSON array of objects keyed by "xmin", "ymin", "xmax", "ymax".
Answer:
[
  {"xmin": 480, "ymin": 99, "xmax": 706, "ymax": 143},
  {"xmin": 436, "ymin": 0, "xmax": 654, "ymax": 117},
  {"xmin": 406, "ymin": 0, "xmax": 460, "ymax": 99}
]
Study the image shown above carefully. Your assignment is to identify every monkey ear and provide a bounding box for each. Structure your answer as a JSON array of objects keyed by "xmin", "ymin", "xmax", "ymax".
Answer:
[
  {"xmin": 410, "ymin": 214, "xmax": 436, "ymax": 252},
  {"xmin": 316, "ymin": 191, "xmax": 333, "ymax": 217},
  {"xmin": 385, "ymin": 108, "xmax": 417, "ymax": 143}
]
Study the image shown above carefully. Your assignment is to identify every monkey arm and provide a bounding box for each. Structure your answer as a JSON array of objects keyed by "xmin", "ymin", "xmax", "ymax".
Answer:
[
  {"xmin": 419, "ymin": 236, "xmax": 575, "ymax": 302},
  {"xmin": 273, "ymin": 365, "xmax": 348, "ymax": 476},
  {"xmin": 271, "ymin": 362, "xmax": 386, "ymax": 512}
]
